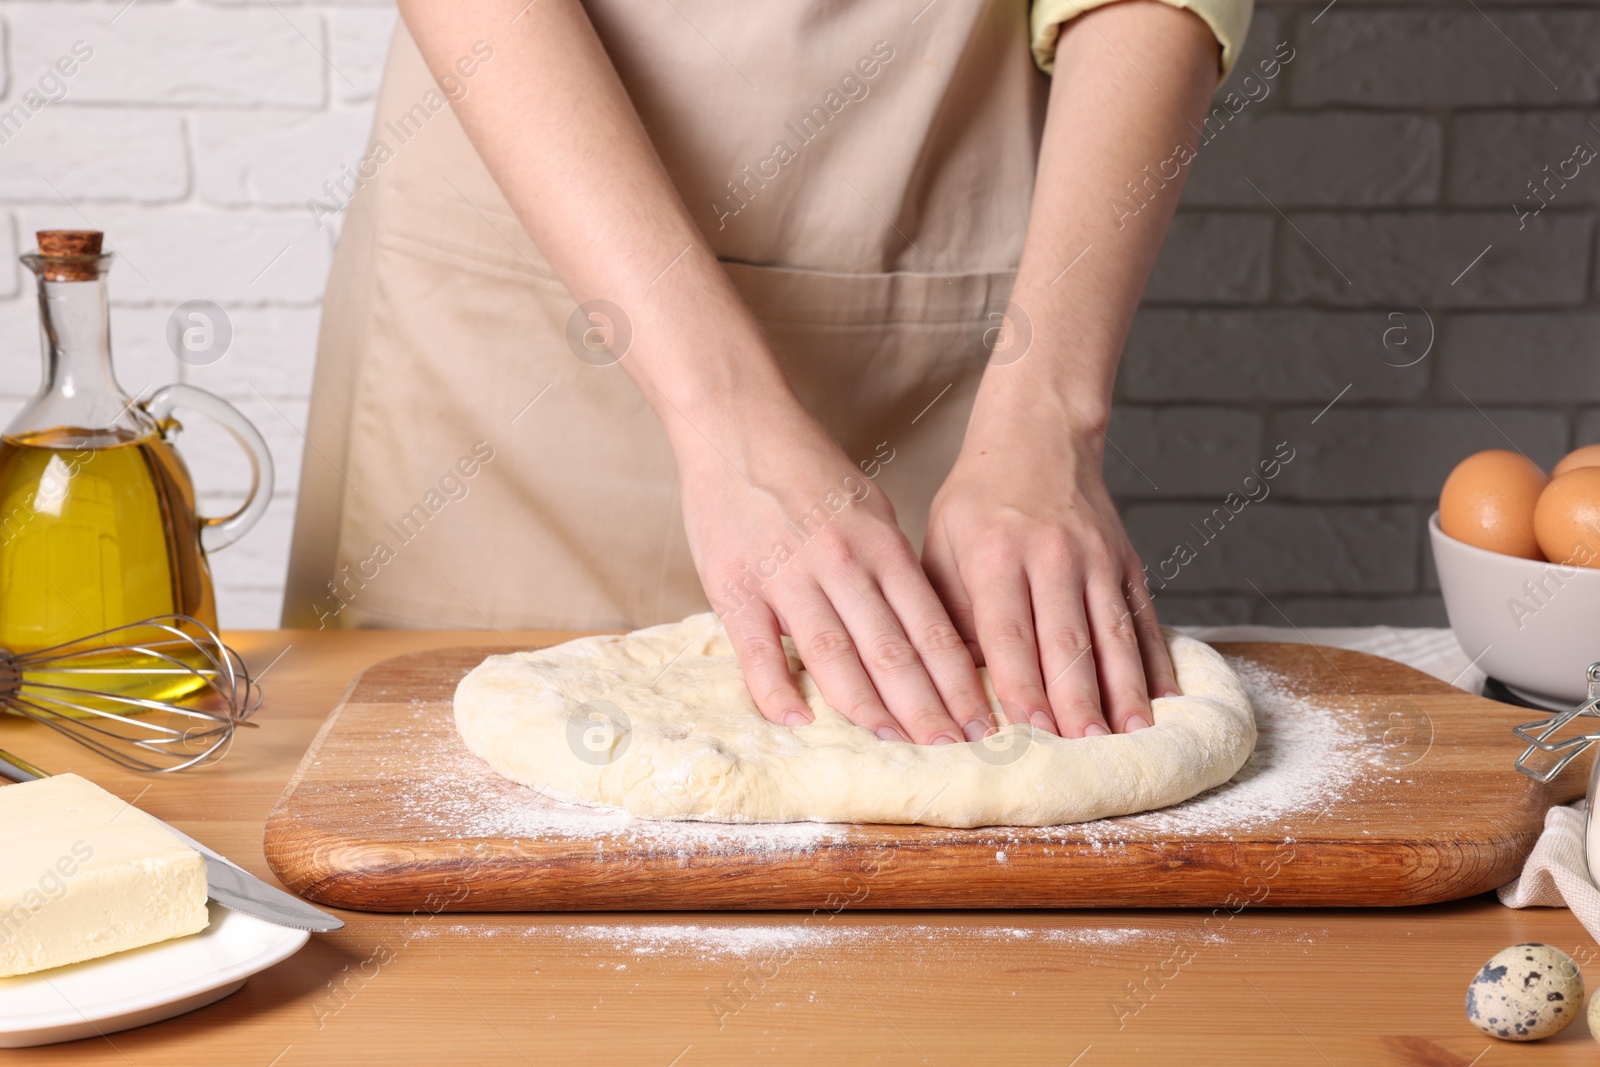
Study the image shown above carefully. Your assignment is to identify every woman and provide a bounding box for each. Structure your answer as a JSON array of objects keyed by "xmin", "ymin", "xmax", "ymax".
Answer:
[{"xmin": 283, "ymin": 0, "xmax": 1251, "ymax": 747}]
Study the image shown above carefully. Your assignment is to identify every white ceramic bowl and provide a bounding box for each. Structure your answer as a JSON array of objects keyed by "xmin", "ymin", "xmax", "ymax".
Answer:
[{"xmin": 1430, "ymin": 511, "xmax": 1600, "ymax": 707}]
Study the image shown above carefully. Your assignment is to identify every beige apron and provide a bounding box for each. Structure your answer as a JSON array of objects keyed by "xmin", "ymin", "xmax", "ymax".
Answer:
[{"xmin": 282, "ymin": 0, "xmax": 1048, "ymax": 631}]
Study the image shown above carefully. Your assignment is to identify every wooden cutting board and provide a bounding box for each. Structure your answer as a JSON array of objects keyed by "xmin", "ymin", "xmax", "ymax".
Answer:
[{"xmin": 264, "ymin": 642, "xmax": 1588, "ymax": 911}]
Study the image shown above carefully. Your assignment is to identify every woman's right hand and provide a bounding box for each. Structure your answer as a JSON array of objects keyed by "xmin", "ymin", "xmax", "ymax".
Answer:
[
  {"xmin": 397, "ymin": 1, "xmax": 986, "ymax": 743},
  {"xmin": 672, "ymin": 402, "xmax": 993, "ymax": 746}
]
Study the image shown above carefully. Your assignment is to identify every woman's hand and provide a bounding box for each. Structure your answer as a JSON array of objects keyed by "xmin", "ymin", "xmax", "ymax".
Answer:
[
  {"xmin": 923, "ymin": 396, "xmax": 1177, "ymax": 738},
  {"xmin": 914, "ymin": 0, "xmax": 1220, "ymax": 737},
  {"xmin": 396, "ymin": 0, "xmax": 988, "ymax": 744},
  {"xmin": 673, "ymin": 401, "xmax": 993, "ymax": 746}
]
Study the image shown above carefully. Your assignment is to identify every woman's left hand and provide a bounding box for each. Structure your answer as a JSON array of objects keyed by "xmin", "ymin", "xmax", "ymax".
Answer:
[{"xmin": 922, "ymin": 397, "xmax": 1177, "ymax": 738}]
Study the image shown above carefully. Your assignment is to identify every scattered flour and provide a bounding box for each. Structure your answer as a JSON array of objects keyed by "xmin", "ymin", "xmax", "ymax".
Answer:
[
  {"xmin": 403, "ymin": 920, "xmax": 1195, "ymax": 959},
  {"xmin": 1077, "ymin": 657, "xmax": 1370, "ymax": 842}
]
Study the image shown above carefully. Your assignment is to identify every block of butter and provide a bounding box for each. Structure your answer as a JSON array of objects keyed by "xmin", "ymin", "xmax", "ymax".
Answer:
[{"xmin": 0, "ymin": 774, "xmax": 210, "ymax": 977}]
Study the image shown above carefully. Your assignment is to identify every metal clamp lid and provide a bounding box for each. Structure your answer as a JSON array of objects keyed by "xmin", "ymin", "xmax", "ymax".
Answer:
[{"xmin": 1514, "ymin": 663, "xmax": 1600, "ymax": 782}]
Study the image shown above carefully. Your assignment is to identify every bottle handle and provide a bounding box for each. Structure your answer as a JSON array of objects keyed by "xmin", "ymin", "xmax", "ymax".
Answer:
[{"xmin": 142, "ymin": 384, "xmax": 275, "ymax": 552}]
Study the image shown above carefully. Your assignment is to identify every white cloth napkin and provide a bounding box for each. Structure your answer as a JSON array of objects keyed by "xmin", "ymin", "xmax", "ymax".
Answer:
[
  {"xmin": 1498, "ymin": 802, "xmax": 1600, "ymax": 936},
  {"xmin": 1183, "ymin": 623, "xmax": 1590, "ymax": 917}
]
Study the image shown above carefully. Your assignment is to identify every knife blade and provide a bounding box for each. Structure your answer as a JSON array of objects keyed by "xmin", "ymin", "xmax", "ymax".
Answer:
[
  {"xmin": 162, "ymin": 821, "xmax": 345, "ymax": 933},
  {"xmin": 0, "ymin": 750, "xmax": 344, "ymax": 933}
]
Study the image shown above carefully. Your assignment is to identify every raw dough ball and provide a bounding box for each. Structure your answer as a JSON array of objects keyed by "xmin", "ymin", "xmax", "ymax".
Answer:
[
  {"xmin": 1465, "ymin": 943, "xmax": 1583, "ymax": 1041},
  {"xmin": 1589, "ymin": 989, "xmax": 1600, "ymax": 1044},
  {"xmin": 453, "ymin": 613, "xmax": 1257, "ymax": 828}
]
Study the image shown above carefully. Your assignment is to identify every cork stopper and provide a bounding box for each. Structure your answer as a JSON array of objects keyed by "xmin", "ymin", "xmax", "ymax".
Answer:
[{"xmin": 35, "ymin": 230, "xmax": 105, "ymax": 281}]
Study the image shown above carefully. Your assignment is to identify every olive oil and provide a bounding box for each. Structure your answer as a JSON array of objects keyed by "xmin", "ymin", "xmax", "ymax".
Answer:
[
  {"xmin": 0, "ymin": 426, "xmax": 217, "ymax": 702},
  {"xmin": 0, "ymin": 229, "xmax": 272, "ymax": 720}
]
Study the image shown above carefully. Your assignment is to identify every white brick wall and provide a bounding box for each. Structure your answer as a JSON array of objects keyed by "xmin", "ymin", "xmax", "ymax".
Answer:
[
  {"xmin": 1, "ymin": 1, "xmax": 1596, "ymax": 632},
  {"xmin": 0, "ymin": 0, "xmax": 394, "ymax": 628}
]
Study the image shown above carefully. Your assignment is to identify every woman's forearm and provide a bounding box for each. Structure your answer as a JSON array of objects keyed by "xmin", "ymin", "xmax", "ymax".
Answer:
[
  {"xmin": 395, "ymin": 0, "xmax": 800, "ymax": 456},
  {"xmin": 977, "ymin": 0, "xmax": 1222, "ymax": 438}
]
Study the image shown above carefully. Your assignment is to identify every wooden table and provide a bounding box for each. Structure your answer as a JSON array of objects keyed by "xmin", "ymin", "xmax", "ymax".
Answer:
[{"xmin": 10, "ymin": 629, "xmax": 1600, "ymax": 1065}]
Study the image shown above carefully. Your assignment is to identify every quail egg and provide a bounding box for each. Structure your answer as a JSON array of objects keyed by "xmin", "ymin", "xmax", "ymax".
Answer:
[{"xmin": 1465, "ymin": 943, "xmax": 1583, "ymax": 1041}]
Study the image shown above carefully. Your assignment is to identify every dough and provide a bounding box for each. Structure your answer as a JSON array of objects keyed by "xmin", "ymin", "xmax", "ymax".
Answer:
[{"xmin": 453, "ymin": 613, "xmax": 1256, "ymax": 828}]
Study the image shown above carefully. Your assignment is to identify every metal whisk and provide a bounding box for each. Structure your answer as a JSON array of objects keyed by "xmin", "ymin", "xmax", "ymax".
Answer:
[{"xmin": 0, "ymin": 614, "xmax": 261, "ymax": 773}]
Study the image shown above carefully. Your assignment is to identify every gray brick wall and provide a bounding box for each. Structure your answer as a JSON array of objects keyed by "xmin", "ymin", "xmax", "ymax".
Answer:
[
  {"xmin": 1120, "ymin": 3, "xmax": 1600, "ymax": 627},
  {"xmin": 0, "ymin": 1, "xmax": 1590, "ymax": 630}
]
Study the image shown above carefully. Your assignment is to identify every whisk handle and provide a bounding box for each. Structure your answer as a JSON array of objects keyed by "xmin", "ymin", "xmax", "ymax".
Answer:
[{"xmin": 0, "ymin": 749, "xmax": 47, "ymax": 783}]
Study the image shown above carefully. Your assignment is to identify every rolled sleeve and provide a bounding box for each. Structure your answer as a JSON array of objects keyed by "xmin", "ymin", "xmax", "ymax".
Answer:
[{"xmin": 1030, "ymin": 0, "xmax": 1255, "ymax": 85}]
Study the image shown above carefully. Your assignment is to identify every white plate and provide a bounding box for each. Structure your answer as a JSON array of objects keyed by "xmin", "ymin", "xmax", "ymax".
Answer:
[{"xmin": 0, "ymin": 902, "xmax": 309, "ymax": 1047}]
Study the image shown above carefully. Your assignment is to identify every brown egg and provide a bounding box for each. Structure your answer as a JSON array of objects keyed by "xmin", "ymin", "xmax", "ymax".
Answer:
[
  {"xmin": 1552, "ymin": 444, "xmax": 1600, "ymax": 478},
  {"xmin": 1439, "ymin": 450, "xmax": 1547, "ymax": 559},
  {"xmin": 1535, "ymin": 467, "xmax": 1600, "ymax": 567}
]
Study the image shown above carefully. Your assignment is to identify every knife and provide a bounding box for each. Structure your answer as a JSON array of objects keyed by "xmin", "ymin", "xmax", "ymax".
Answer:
[{"xmin": 0, "ymin": 749, "xmax": 344, "ymax": 933}]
